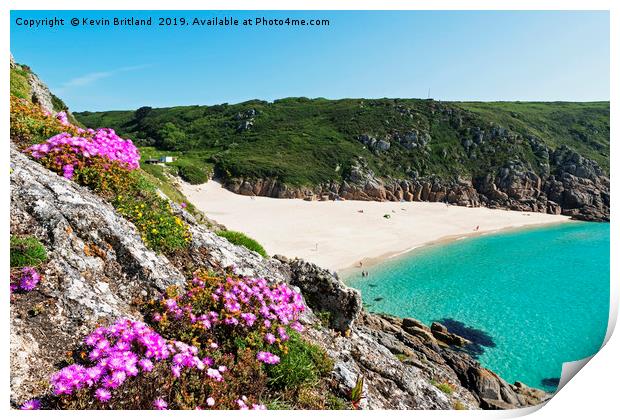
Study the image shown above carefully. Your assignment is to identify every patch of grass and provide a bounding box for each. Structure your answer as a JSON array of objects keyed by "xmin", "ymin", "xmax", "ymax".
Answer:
[
  {"xmin": 395, "ymin": 353, "xmax": 409, "ymax": 362},
  {"xmin": 325, "ymin": 393, "xmax": 350, "ymax": 410},
  {"xmin": 10, "ymin": 67, "xmax": 30, "ymax": 99},
  {"xmin": 431, "ymin": 379, "xmax": 454, "ymax": 395},
  {"xmin": 113, "ymin": 172, "xmax": 192, "ymax": 254},
  {"xmin": 10, "ymin": 235, "xmax": 48, "ymax": 268},
  {"xmin": 216, "ymin": 230, "xmax": 268, "ymax": 258},
  {"xmin": 267, "ymin": 331, "xmax": 333, "ymax": 390},
  {"xmin": 51, "ymin": 94, "xmax": 68, "ymax": 112},
  {"xmin": 265, "ymin": 399, "xmax": 294, "ymax": 410}
]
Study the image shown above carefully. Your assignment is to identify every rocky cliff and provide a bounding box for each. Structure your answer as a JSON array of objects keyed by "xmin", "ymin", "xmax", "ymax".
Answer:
[
  {"xmin": 10, "ymin": 147, "xmax": 548, "ymax": 410},
  {"xmin": 223, "ymin": 142, "xmax": 609, "ymax": 222}
]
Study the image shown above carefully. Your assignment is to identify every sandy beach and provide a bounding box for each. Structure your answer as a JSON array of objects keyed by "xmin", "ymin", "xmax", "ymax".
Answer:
[{"xmin": 182, "ymin": 181, "xmax": 570, "ymax": 272}]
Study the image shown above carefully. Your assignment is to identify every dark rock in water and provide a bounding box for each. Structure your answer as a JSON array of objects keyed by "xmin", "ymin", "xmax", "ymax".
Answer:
[
  {"xmin": 540, "ymin": 377, "xmax": 560, "ymax": 389},
  {"xmin": 368, "ymin": 283, "xmax": 378, "ymax": 288},
  {"xmin": 431, "ymin": 322, "xmax": 448, "ymax": 333},
  {"xmin": 374, "ymin": 297, "xmax": 384, "ymax": 302},
  {"xmin": 430, "ymin": 322, "xmax": 471, "ymax": 347},
  {"xmin": 436, "ymin": 318, "xmax": 496, "ymax": 358}
]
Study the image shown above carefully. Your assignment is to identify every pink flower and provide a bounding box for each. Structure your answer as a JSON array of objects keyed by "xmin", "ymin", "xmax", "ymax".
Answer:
[
  {"xmin": 95, "ymin": 388, "xmax": 111, "ymax": 403},
  {"xmin": 153, "ymin": 398, "xmax": 168, "ymax": 410},
  {"xmin": 256, "ymin": 351, "xmax": 280, "ymax": 365},
  {"xmin": 20, "ymin": 399, "xmax": 41, "ymax": 410},
  {"xmin": 12, "ymin": 266, "xmax": 41, "ymax": 292},
  {"xmin": 139, "ymin": 358, "xmax": 154, "ymax": 372},
  {"xmin": 206, "ymin": 397, "xmax": 215, "ymax": 406}
]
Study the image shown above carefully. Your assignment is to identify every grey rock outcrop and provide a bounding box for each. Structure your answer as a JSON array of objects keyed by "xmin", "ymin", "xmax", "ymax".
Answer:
[
  {"xmin": 288, "ymin": 259, "xmax": 362, "ymax": 333},
  {"xmin": 355, "ymin": 313, "xmax": 549, "ymax": 409},
  {"xmin": 28, "ymin": 72, "xmax": 56, "ymax": 114},
  {"xmin": 358, "ymin": 134, "xmax": 391, "ymax": 153}
]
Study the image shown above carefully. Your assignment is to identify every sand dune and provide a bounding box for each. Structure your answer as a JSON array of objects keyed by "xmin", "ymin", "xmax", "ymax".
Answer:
[{"xmin": 181, "ymin": 181, "xmax": 570, "ymax": 272}]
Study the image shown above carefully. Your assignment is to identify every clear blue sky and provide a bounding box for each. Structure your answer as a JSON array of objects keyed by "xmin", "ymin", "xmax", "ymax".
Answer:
[{"xmin": 10, "ymin": 10, "xmax": 609, "ymax": 111}]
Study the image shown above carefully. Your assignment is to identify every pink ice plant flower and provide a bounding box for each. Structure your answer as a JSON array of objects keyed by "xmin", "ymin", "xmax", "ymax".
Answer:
[
  {"xmin": 11, "ymin": 266, "xmax": 41, "ymax": 293},
  {"xmin": 264, "ymin": 333, "xmax": 276, "ymax": 344},
  {"xmin": 256, "ymin": 351, "xmax": 280, "ymax": 365},
  {"xmin": 49, "ymin": 318, "xmax": 207, "ymax": 403},
  {"xmin": 20, "ymin": 399, "xmax": 41, "ymax": 410},
  {"xmin": 55, "ymin": 111, "xmax": 70, "ymax": 126},
  {"xmin": 153, "ymin": 398, "xmax": 168, "ymax": 410},
  {"xmin": 27, "ymin": 128, "xmax": 140, "ymax": 178},
  {"xmin": 159, "ymin": 276, "xmax": 305, "ymax": 364},
  {"xmin": 95, "ymin": 388, "xmax": 112, "ymax": 403}
]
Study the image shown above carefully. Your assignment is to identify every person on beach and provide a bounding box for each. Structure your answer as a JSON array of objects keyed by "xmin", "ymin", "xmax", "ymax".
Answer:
[{"xmin": 474, "ymin": 225, "xmax": 480, "ymax": 231}]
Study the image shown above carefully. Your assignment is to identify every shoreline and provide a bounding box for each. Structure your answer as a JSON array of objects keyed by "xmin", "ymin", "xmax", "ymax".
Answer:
[
  {"xmin": 181, "ymin": 180, "xmax": 571, "ymax": 272},
  {"xmin": 338, "ymin": 220, "xmax": 573, "ymax": 280}
]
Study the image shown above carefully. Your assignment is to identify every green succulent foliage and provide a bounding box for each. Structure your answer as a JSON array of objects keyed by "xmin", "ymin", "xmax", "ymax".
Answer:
[
  {"xmin": 10, "ymin": 235, "xmax": 48, "ymax": 268},
  {"xmin": 216, "ymin": 230, "xmax": 268, "ymax": 258},
  {"xmin": 267, "ymin": 331, "xmax": 334, "ymax": 390}
]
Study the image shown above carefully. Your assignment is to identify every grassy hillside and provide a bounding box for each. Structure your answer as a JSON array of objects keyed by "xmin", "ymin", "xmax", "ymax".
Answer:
[{"xmin": 75, "ymin": 98, "xmax": 609, "ymax": 187}]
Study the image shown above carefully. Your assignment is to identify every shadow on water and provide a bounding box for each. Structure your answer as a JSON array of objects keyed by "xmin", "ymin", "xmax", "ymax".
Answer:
[
  {"xmin": 540, "ymin": 377, "xmax": 560, "ymax": 389},
  {"xmin": 436, "ymin": 318, "xmax": 496, "ymax": 359}
]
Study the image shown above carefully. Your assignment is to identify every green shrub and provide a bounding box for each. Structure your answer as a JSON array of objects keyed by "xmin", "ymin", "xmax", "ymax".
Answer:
[
  {"xmin": 176, "ymin": 161, "xmax": 211, "ymax": 184},
  {"xmin": 10, "ymin": 235, "xmax": 47, "ymax": 268},
  {"xmin": 216, "ymin": 230, "xmax": 267, "ymax": 258},
  {"xmin": 267, "ymin": 331, "xmax": 333, "ymax": 390}
]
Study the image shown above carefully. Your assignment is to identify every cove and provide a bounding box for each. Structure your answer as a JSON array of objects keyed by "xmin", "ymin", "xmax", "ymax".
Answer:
[{"xmin": 345, "ymin": 222, "xmax": 610, "ymax": 392}]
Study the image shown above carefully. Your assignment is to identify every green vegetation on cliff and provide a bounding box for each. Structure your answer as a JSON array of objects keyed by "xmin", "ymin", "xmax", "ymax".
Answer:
[
  {"xmin": 75, "ymin": 98, "xmax": 609, "ymax": 189},
  {"xmin": 10, "ymin": 67, "xmax": 31, "ymax": 99},
  {"xmin": 216, "ymin": 230, "xmax": 268, "ymax": 258}
]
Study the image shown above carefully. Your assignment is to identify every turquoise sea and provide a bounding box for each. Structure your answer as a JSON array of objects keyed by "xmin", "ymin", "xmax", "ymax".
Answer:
[{"xmin": 345, "ymin": 222, "xmax": 610, "ymax": 392}]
